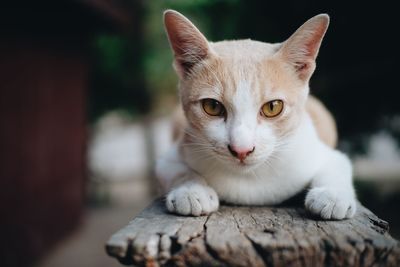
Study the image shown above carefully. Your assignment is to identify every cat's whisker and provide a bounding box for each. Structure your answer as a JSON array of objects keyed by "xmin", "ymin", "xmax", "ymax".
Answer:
[
  {"xmin": 180, "ymin": 141, "xmax": 215, "ymax": 151},
  {"xmin": 268, "ymin": 155, "xmax": 284, "ymax": 165},
  {"xmin": 182, "ymin": 129, "xmax": 209, "ymax": 142},
  {"xmin": 182, "ymin": 128, "xmax": 202, "ymax": 137},
  {"xmin": 262, "ymin": 158, "xmax": 278, "ymax": 174},
  {"xmin": 185, "ymin": 148, "xmax": 214, "ymax": 155},
  {"xmin": 272, "ymin": 142, "xmax": 292, "ymax": 154},
  {"xmin": 204, "ymin": 159, "xmax": 219, "ymax": 177},
  {"xmin": 185, "ymin": 150, "xmax": 213, "ymax": 163},
  {"xmin": 180, "ymin": 143, "xmax": 213, "ymax": 148}
]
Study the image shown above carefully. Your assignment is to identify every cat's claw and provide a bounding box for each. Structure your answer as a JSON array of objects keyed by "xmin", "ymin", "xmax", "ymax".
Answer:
[
  {"xmin": 166, "ymin": 183, "xmax": 219, "ymax": 216},
  {"xmin": 305, "ymin": 187, "xmax": 356, "ymax": 220}
]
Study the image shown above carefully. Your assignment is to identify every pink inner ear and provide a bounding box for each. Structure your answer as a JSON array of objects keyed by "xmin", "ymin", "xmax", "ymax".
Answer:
[
  {"xmin": 171, "ymin": 30, "xmax": 208, "ymax": 69},
  {"xmin": 295, "ymin": 62, "xmax": 308, "ymax": 72},
  {"xmin": 164, "ymin": 11, "xmax": 209, "ymax": 77},
  {"xmin": 304, "ymin": 24, "xmax": 327, "ymax": 58},
  {"xmin": 279, "ymin": 15, "xmax": 329, "ymax": 80}
]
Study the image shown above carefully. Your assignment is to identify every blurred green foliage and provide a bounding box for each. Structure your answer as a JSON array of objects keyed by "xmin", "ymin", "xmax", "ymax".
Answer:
[
  {"xmin": 95, "ymin": 36, "xmax": 127, "ymax": 75},
  {"xmin": 89, "ymin": 32, "xmax": 148, "ymax": 121}
]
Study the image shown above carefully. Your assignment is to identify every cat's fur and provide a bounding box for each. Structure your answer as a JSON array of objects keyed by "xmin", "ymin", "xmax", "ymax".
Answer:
[{"xmin": 156, "ymin": 10, "xmax": 356, "ymax": 220}]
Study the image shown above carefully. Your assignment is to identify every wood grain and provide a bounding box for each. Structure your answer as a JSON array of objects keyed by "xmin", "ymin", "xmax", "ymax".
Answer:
[{"xmin": 106, "ymin": 199, "xmax": 400, "ymax": 267}]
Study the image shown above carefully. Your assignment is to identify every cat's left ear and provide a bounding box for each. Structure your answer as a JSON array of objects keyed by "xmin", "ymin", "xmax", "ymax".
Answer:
[{"xmin": 277, "ymin": 14, "xmax": 330, "ymax": 81}]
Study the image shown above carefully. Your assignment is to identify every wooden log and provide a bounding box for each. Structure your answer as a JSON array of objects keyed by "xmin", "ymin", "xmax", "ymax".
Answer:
[{"xmin": 106, "ymin": 198, "xmax": 400, "ymax": 267}]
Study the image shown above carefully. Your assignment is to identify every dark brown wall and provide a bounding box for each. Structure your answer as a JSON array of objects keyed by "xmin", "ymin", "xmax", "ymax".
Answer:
[
  {"xmin": 0, "ymin": 39, "xmax": 87, "ymax": 266},
  {"xmin": 0, "ymin": 1, "xmax": 137, "ymax": 265}
]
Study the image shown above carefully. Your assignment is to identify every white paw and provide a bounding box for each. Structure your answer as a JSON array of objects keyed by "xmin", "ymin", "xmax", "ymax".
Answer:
[
  {"xmin": 166, "ymin": 183, "xmax": 219, "ymax": 216},
  {"xmin": 305, "ymin": 187, "xmax": 356, "ymax": 220}
]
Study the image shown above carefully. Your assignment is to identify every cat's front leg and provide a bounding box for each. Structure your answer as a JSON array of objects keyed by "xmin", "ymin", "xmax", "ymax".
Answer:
[
  {"xmin": 305, "ymin": 148, "xmax": 356, "ymax": 220},
  {"xmin": 156, "ymin": 144, "xmax": 219, "ymax": 216},
  {"xmin": 166, "ymin": 175, "xmax": 219, "ymax": 216}
]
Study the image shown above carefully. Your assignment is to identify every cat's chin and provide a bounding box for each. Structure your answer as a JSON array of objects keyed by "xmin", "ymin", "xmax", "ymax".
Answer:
[{"xmin": 224, "ymin": 159, "xmax": 263, "ymax": 173}]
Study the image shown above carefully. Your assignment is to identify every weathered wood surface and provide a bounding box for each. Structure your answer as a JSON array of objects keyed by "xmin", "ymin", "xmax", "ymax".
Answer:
[{"xmin": 106, "ymin": 198, "xmax": 400, "ymax": 267}]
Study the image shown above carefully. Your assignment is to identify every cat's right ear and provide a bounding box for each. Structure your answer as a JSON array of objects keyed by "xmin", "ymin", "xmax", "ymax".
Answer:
[{"xmin": 164, "ymin": 10, "xmax": 210, "ymax": 78}]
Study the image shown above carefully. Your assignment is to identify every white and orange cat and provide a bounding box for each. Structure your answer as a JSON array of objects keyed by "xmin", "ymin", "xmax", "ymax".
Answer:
[{"xmin": 156, "ymin": 10, "xmax": 356, "ymax": 220}]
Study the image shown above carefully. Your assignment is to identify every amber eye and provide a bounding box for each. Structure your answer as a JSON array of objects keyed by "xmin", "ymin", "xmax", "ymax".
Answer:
[
  {"xmin": 202, "ymin": 98, "xmax": 226, "ymax": 117},
  {"xmin": 261, "ymin": 100, "xmax": 284, "ymax": 118}
]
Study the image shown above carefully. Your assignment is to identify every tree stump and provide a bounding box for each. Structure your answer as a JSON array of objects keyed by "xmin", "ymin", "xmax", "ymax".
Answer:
[{"xmin": 106, "ymin": 198, "xmax": 400, "ymax": 266}]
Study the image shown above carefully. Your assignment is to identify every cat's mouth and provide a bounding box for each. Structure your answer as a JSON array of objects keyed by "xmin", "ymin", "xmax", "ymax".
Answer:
[
  {"xmin": 236, "ymin": 158, "xmax": 259, "ymax": 167},
  {"xmin": 237, "ymin": 160, "xmax": 256, "ymax": 170},
  {"xmin": 214, "ymin": 147, "xmax": 274, "ymax": 172},
  {"xmin": 225, "ymin": 154, "xmax": 264, "ymax": 170}
]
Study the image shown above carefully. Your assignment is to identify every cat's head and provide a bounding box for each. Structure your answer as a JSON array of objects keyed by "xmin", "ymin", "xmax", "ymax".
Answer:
[{"xmin": 164, "ymin": 10, "xmax": 329, "ymax": 171}]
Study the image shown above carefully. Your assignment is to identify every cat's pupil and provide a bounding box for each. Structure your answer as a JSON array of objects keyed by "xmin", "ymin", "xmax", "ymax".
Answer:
[
  {"xmin": 212, "ymin": 100, "xmax": 219, "ymax": 110},
  {"xmin": 269, "ymin": 102, "xmax": 275, "ymax": 111}
]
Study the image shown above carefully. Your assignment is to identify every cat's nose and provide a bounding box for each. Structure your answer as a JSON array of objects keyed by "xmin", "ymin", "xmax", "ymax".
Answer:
[{"xmin": 228, "ymin": 145, "xmax": 255, "ymax": 161}]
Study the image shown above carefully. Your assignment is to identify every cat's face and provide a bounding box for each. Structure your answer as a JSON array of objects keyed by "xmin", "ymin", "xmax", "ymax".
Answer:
[
  {"xmin": 180, "ymin": 47, "xmax": 307, "ymax": 171},
  {"xmin": 164, "ymin": 10, "xmax": 329, "ymax": 171}
]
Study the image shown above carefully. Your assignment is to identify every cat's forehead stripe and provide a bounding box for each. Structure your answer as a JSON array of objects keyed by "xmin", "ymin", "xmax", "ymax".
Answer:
[{"xmin": 234, "ymin": 80, "xmax": 253, "ymax": 104}]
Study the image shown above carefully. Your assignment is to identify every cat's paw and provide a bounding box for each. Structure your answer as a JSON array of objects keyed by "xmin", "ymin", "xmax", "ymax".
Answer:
[
  {"xmin": 305, "ymin": 187, "xmax": 356, "ymax": 220},
  {"xmin": 166, "ymin": 183, "xmax": 219, "ymax": 216}
]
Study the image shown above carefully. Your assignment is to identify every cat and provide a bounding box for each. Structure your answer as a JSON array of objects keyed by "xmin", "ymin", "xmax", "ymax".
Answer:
[{"xmin": 156, "ymin": 10, "xmax": 356, "ymax": 220}]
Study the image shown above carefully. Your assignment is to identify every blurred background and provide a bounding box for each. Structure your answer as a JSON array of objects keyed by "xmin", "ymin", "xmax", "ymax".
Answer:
[{"xmin": 0, "ymin": 0, "xmax": 399, "ymax": 266}]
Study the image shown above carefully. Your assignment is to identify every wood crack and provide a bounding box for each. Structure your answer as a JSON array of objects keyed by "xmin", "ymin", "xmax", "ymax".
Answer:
[
  {"xmin": 244, "ymin": 233, "xmax": 273, "ymax": 267},
  {"xmin": 203, "ymin": 213, "xmax": 226, "ymax": 265}
]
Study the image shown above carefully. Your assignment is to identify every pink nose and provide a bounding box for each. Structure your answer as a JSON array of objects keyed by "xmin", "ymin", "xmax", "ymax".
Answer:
[{"xmin": 228, "ymin": 145, "xmax": 255, "ymax": 161}]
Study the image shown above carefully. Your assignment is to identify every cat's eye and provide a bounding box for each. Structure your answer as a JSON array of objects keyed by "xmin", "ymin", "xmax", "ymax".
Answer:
[
  {"xmin": 202, "ymin": 98, "xmax": 226, "ymax": 117},
  {"xmin": 261, "ymin": 100, "xmax": 284, "ymax": 118}
]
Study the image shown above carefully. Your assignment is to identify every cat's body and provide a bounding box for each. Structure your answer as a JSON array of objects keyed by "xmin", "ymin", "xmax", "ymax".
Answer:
[{"xmin": 156, "ymin": 10, "xmax": 356, "ymax": 219}]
